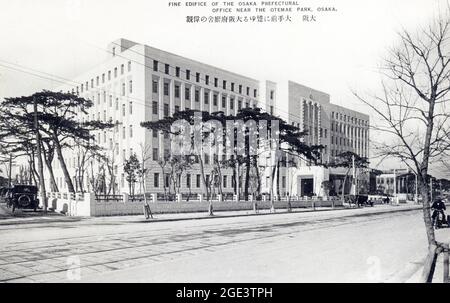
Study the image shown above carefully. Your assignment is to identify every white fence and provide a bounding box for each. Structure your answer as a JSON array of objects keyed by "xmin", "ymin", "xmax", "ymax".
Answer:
[{"xmin": 46, "ymin": 192, "xmax": 344, "ymax": 217}]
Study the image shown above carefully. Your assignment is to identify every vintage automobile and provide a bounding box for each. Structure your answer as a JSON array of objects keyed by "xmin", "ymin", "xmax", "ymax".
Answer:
[{"xmin": 5, "ymin": 185, "xmax": 39, "ymax": 212}]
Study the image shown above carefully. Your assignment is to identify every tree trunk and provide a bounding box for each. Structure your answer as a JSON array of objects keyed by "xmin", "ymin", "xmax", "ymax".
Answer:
[
  {"xmin": 270, "ymin": 164, "xmax": 277, "ymax": 213},
  {"xmin": 276, "ymin": 160, "xmax": 280, "ymax": 199},
  {"xmin": 54, "ymin": 137, "xmax": 75, "ymax": 193},
  {"xmin": 254, "ymin": 158, "xmax": 261, "ymax": 197},
  {"xmin": 244, "ymin": 147, "xmax": 251, "ymax": 201},
  {"xmin": 198, "ymin": 156, "xmax": 212, "ymax": 215},
  {"xmin": 341, "ymin": 168, "xmax": 351, "ymax": 206}
]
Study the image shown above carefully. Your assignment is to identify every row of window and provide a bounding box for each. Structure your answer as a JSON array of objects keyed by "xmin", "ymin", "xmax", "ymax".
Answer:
[
  {"xmin": 86, "ymin": 100, "xmax": 133, "ymax": 123},
  {"xmin": 152, "ymin": 60, "xmax": 258, "ymax": 97},
  {"xmin": 150, "ymin": 98, "xmax": 252, "ymax": 116},
  {"xmin": 331, "ymin": 111, "xmax": 369, "ymax": 127},
  {"xmin": 152, "ymin": 80, "xmax": 255, "ymax": 108},
  {"xmin": 72, "ymin": 61, "xmax": 132, "ymax": 95},
  {"xmin": 331, "ymin": 121, "xmax": 368, "ymax": 137},
  {"xmin": 331, "ymin": 135, "xmax": 368, "ymax": 148},
  {"xmin": 150, "ymin": 173, "xmax": 245, "ymax": 189}
]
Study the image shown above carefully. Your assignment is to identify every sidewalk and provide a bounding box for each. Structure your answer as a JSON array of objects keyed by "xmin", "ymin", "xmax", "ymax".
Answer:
[
  {"xmin": 0, "ymin": 202, "xmax": 422, "ymax": 226},
  {"xmin": 404, "ymin": 228, "xmax": 450, "ymax": 283}
]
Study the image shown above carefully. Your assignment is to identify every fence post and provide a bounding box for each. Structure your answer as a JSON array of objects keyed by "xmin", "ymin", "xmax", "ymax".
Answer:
[
  {"xmin": 83, "ymin": 192, "xmax": 96, "ymax": 217},
  {"xmin": 444, "ymin": 243, "xmax": 449, "ymax": 283},
  {"xmin": 198, "ymin": 194, "xmax": 203, "ymax": 203},
  {"xmin": 176, "ymin": 194, "xmax": 182, "ymax": 203},
  {"xmin": 217, "ymin": 194, "xmax": 222, "ymax": 202},
  {"xmin": 123, "ymin": 193, "xmax": 129, "ymax": 204},
  {"xmin": 151, "ymin": 193, "xmax": 157, "ymax": 203}
]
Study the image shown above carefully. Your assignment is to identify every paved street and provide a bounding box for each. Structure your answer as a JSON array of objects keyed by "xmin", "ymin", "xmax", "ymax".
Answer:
[{"xmin": 0, "ymin": 205, "xmax": 445, "ymax": 283}]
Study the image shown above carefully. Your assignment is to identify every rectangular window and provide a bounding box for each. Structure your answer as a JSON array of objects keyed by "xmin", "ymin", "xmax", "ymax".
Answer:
[
  {"xmin": 122, "ymin": 83, "xmax": 126, "ymax": 96},
  {"xmin": 122, "ymin": 127, "xmax": 126, "ymax": 139},
  {"xmin": 214, "ymin": 78, "xmax": 218, "ymax": 87},
  {"xmin": 196, "ymin": 72, "xmax": 200, "ymax": 82},
  {"xmin": 153, "ymin": 148, "xmax": 158, "ymax": 161},
  {"xmin": 121, "ymin": 64, "xmax": 124, "ymax": 75},
  {"xmin": 222, "ymin": 96, "xmax": 226, "ymax": 108},
  {"xmin": 154, "ymin": 173, "xmax": 159, "ymax": 188},
  {"xmin": 164, "ymin": 83, "xmax": 169, "ymax": 96},
  {"xmin": 238, "ymin": 100, "xmax": 242, "ymax": 110},
  {"xmin": 239, "ymin": 85, "xmax": 242, "ymax": 94},
  {"xmin": 186, "ymin": 69, "xmax": 190, "ymax": 80},
  {"xmin": 196, "ymin": 174, "xmax": 201, "ymax": 188},
  {"xmin": 129, "ymin": 101, "xmax": 133, "ymax": 114},
  {"xmin": 114, "ymin": 67, "xmax": 117, "ymax": 78},
  {"xmin": 102, "ymin": 74, "xmax": 105, "ymax": 83},
  {"xmin": 128, "ymin": 61, "xmax": 131, "ymax": 72},
  {"xmin": 223, "ymin": 80, "xmax": 227, "ymax": 90},
  {"xmin": 223, "ymin": 176, "xmax": 227, "ymax": 188},
  {"xmin": 185, "ymin": 87, "xmax": 190, "ymax": 100},
  {"xmin": 176, "ymin": 66, "xmax": 180, "ymax": 77},
  {"xmin": 254, "ymin": 89, "xmax": 257, "ymax": 98},
  {"xmin": 231, "ymin": 83, "xmax": 235, "ymax": 92},
  {"xmin": 165, "ymin": 64, "xmax": 170, "ymax": 75},
  {"xmin": 129, "ymin": 80, "xmax": 133, "ymax": 93},
  {"xmin": 129, "ymin": 125, "xmax": 133, "ymax": 138},
  {"xmin": 164, "ymin": 103, "xmax": 169, "ymax": 117},
  {"xmin": 205, "ymin": 75, "xmax": 209, "ymax": 85},
  {"xmin": 152, "ymin": 101, "xmax": 158, "ymax": 115},
  {"xmin": 122, "ymin": 104, "xmax": 126, "ymax": 116},
  {"xmin": 186, "ymin": 174, "xmax": 191, "ymax": 188},
  {"xmin": 152, "ymin": 80, "xmax": 158, "ymax": 93},
  {"xmin": 96, "ymin": 76, "xmax": 99, "ymax": 86},
  {"xmin": 175, "ymin": 85, "xmax": 180, "ymax": 98},
  {"xmin": 153, "ymin": 129, "xmax": 158, "ymax": 138},
  {"xmin": 195, "ymin": 90, "xmax": 199, "ymax": 102},
  {"xmin": 246, "ymin": 87, "xmax": 250, "ymax": 96},
  {"xmin": 153, "ymin": 60, "xmax": 158, "ymax": 72},
  {"xmin": 213, "ymin": 94, "xmax": 218, "ymax": 106},
  {"xmin": 204, "ymin": 92, "xmax": 209, "ymax": 105},
  {"xmin": 230, "ymin": 98, "xmax": 234, "ymax": 110}
]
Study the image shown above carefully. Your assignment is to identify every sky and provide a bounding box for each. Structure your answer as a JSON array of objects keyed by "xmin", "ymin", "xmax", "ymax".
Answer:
[{"xmin": 0, "ymin": 0, "xmax": 449, "ymax": 177}]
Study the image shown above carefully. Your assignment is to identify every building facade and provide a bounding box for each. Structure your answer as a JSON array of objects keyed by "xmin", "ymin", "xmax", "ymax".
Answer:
[
  {"xmin": 48, "ymin": 38, "xmax": 370, "ymax": 198},
  {"xmin": 52, "ymin": 38, "xmax": 262, "ymax": 195},
  {"xmin": 267, "ymin": 81, "xmax": 371, "ymax": 197}
]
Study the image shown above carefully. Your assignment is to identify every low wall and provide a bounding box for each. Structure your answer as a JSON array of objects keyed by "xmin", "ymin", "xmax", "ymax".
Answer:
[{"xmin": 46, "ymin": 192, "xmax": 343, "ymax": 217}]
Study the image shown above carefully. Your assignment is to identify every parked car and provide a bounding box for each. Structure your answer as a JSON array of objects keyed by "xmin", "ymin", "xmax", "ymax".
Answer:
[{"xmin": 5, "ymin": 185, "xmax": 39, "ymax": 212}]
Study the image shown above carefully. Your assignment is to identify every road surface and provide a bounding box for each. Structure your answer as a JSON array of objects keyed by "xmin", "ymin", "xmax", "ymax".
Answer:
[{"xmin": 0, "ymin": 205, "xmax": 445, "ymax": 283}]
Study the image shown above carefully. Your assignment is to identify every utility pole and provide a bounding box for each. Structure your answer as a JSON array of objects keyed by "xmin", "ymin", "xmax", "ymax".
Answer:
[
  {"xmin": 352, "ymin": 154, "xmax": 356, "ymax": 196},
  {"xmin": 34, "ymin": 97, "xmax": 47, "ymax": 212},
  {"xmin": 8, "ymin": 153, "xmax": 12, "ymax": 187},
  {"xmin": 415, "ymin": 173, "xmax": 419, "ymax": 204}
]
